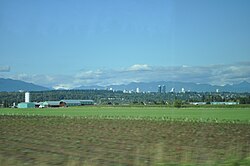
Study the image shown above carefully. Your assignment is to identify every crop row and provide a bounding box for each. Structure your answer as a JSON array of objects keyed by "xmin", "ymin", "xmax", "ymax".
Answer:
[{"xmin": 1, "ymin": 111, "xmax": 250, "ymax": 124}]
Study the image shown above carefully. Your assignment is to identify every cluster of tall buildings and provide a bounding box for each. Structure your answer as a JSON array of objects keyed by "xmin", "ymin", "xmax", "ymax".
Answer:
[
  {"xmin": 123, "ymin": 87, "xmax": 140, "ymax": 94},
  {"xmin": 158, "ymin": 85, "xmax": 185, "ymax": 93},
  {"xmin": 158, "ymin": 85, "xmax": 166, "ymax": 93}
]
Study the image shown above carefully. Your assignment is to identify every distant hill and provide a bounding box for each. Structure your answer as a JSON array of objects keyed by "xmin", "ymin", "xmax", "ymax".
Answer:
[
  {"xmin": 0, "ymin": 78, "xmax": 50, "ymax": 92},
  {"xmin": 76, "ymin": 81, "xmax": 250, "ymax": 93},
  {"xmin": 2, "ymin": 77, "xmax": 249, "ymax": 92}
]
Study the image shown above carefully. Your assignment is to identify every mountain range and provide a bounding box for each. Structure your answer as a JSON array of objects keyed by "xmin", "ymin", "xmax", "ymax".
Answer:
[
  {"xmin": 0, "ymin": 78, "xmax": 49, "ymax": 92},
  {"xmin": 1, "ymin": 78, "xmax": 250, "ymax": 93},
  {"xmin": 77, "ymin": 81, "xmax": 250, "ymax": 93}
]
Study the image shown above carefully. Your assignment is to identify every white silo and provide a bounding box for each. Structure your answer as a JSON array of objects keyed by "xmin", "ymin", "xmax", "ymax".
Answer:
[{"xmin": 25, "ymin": 92, "xmax": 30, "ymax": 103}]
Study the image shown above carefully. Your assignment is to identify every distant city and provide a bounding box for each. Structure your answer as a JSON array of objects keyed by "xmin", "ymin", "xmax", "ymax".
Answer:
[
  {"xmin": 1, "ymin": 78, "xmax": 250, "ymax": 108},
  {"xmin": 1, "ymin": 78, "xmax": 250, "ymax": 93}
]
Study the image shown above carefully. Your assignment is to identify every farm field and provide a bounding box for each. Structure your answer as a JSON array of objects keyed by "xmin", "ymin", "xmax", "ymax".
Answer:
[
  {"xmin": 0, "ymin": 107, "xmax": 250, "ymax": 165},
  {"xmin": 0, "ymin": 106, "xmax": 250, "ymax": 123}
]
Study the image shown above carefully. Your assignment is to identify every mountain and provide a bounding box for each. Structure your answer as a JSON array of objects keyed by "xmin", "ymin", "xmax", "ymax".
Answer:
[
  {"xmin": 2, "ymin": 77, "xmax": 249, "ymax": 93},
  {"xmin": 75, "ymin": 85, "xmax": 105, "ymax": 90},
  {"xmin": 0, "ymin": 78, "xmax": 50, "ymax": 92},
  {"xmin": 76, "ymin": 81, "xmax": 250, "ymax": 93},
  {"xmin": 107, "ymin": 81, "xmax": 218, "ymax": 92},
  {"xmin": 221, "ymin": 81, "xmax": 250, "ymax": 92}
]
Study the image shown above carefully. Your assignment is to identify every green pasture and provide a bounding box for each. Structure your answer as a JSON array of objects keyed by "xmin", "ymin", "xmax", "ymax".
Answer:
[{"xmin": 1, "ymin": 106, "xmax": 250, "ymax": 123}]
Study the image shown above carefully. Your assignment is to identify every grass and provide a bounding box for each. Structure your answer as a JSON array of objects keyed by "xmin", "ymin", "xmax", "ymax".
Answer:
[
  {"xmin": 0, "ymin": 106, "xmax": 250, "ymax": 123},
  {"xmin": 1, "ymin": 106, "xmax": 250, "ymax": 165}
]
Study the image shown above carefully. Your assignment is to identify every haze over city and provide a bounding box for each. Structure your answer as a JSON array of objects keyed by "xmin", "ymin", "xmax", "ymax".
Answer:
[{"xmin": 1, "ymin": 0, "xmax": 250, "ymax": 89}]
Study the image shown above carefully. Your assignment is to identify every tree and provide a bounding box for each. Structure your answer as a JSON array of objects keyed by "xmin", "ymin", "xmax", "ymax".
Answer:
[{"xmin": 173, "ymin": 100, "xmax": 182, "ymax": 108}]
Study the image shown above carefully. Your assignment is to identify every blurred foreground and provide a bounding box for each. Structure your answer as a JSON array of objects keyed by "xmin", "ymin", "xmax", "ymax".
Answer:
[{"xmin": 0, "ymin": 116, "xmax": 250, "ymax": 165}]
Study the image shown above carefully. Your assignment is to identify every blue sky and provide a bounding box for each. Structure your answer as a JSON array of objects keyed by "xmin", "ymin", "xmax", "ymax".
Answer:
[{"xmin": 0, "ymin": 0, "xmax": 250, "ymax": 89}]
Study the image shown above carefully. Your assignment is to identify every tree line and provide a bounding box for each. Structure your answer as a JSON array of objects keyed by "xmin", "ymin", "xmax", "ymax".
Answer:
[{"xmin": 0, "ymin": 90, "xmax": 250, "ymax": 107}]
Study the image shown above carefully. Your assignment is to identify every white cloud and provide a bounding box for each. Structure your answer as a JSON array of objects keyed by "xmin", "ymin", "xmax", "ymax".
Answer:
[
  {"xmin": 127, "ymin": 64, "xmax": 151, "ymax": 71},
  {"xmin": 71, "ymin": 63, "xmax": 250, "ymax": 87},
  {"xmin": 7, "ymin": 74, "xmax": 75, "ymax": 89},
  {"xmin": 75, "ymin": 70, "xmax": 103, "ymax": 79},
  {"xmin": 2, "ymin": 62, "xmax": 250, "ymax": 88},
  {"xmin": 53, "ymin": 84, "xmax": 75, "ymax": 90},
  {"xmin": 0, "ymin": 66, "xmax": 10, "ymax": 72}
]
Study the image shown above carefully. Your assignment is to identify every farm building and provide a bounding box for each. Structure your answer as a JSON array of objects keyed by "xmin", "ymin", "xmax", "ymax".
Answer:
[
  {"xmin": 17, "ymin": 102, "xmax": 35, "ymax": 108},
  {"xmin": 41, "ymin": 100, "xmax": 94, "ymax": 107},
  {"xmin": 16, "ymin": 93, "xmax": 93, "ymax": 108},
  {"xmin": 61, "ymin": 100, "xmax": 94, "ymax": 106},
  {"xmin": 80, "ymin": 100, "xmax": 94, "ymax": 105},
  {"xmin": 34, "ymin": 102, "xmax": 44, "ymax": 108},
  {"xmin": 190, "ymin": 102, "xmax": 207, "ymax": 105},
  {"xmin": 210, "ymin": 102, "xmax": 239, "ymax": 105},
  {"xmin": 42, "ymin": 101, "xmax": 66, "ymax": 108},
  {"xmin": 61, "ymin": 100, "xmax": 81, "ymax": 106}
]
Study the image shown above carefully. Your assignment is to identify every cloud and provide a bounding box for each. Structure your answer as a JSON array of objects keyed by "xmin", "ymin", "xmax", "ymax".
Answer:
[
  {"xmin": 2, "ymin": 62, "xmax": 250, "ymax": 89},
  {"xmin": 207, "ymin": 63, "xmax": 250, "ymax": 85},
  {"xmin": 0, "ymin": 66, "xmax": 10, "ymax": 72},
  {"xmin": 53, "ymin": 84, "xmax": 75, "ymax": 90},
  {"xmin": 8, "ymin": 73, "xmax": 75, "ymax": 89},
  {"xmin": 84, "ymin": 62, "xmax": 247, "ymax": 86},
  {"xmin": 127, "ymin": 64, "xmax": 151, "ymax": 71},
  {"xmin": 75, "ymin": 70, "xmax": 103, "ymax": 79}
]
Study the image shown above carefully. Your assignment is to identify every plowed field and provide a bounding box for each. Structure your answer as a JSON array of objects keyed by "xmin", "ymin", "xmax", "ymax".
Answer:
[{"xmin": 0, "ymin": 115, "xmax": 250, "ymax": 165}]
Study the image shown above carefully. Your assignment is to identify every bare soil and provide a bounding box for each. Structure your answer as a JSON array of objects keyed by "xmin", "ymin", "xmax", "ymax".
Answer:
[{"xmin": 0, "ymin": 116, "xmax": 250, "ymax": 165}]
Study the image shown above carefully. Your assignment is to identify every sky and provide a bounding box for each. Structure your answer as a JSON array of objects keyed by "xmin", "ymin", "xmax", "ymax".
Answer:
[{"xmin": 0, "ymin": 0, "xmax": 250, "ymax": 89}]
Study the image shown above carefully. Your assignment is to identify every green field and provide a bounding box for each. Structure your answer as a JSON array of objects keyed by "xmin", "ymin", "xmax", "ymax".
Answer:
[
  {"xmin": 1, "ymin": 106, "xmax": 250, "ymax": 123},
  {"xmin": 1, "ymin": 106, "xmax": 250, "ymax": 165}
]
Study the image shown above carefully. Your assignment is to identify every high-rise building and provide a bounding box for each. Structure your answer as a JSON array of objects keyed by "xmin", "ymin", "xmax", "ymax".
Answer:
[
  {"xmin": 136, "ymin": 87, "xmax": 140, "ymax": 93},
  {"xmin": 158, "ymin": 85, "xmax": 162, "ymax": 93},
  {"xmin": 162, "ymin": 85, "xmax": 166, "ymax": 93}
]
